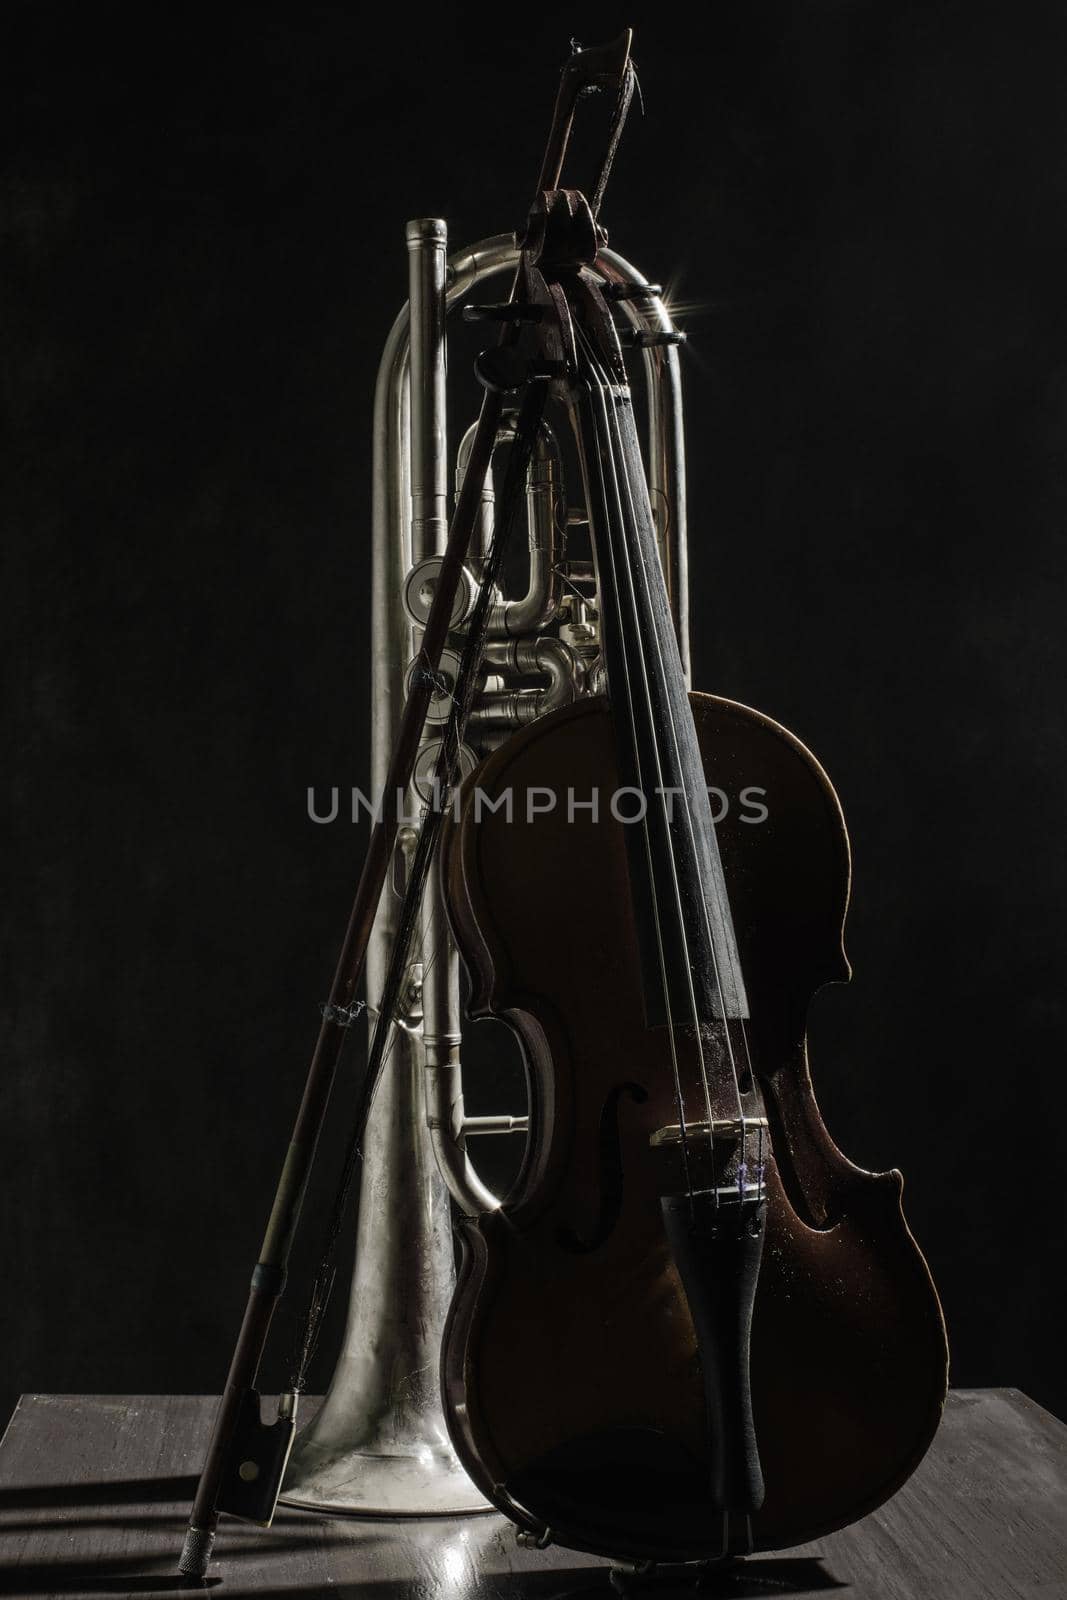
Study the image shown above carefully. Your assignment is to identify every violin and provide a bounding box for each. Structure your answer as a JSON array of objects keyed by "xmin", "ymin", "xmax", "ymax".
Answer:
[{"xmin": 438, "ymin": 143, "xmax": 948, "ymax": 1569}]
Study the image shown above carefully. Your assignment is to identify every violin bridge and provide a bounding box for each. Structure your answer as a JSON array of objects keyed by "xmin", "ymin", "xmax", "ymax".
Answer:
[{"xmin": 649, "ymin": 1116, "xmax": 768, "ymax": 1149}]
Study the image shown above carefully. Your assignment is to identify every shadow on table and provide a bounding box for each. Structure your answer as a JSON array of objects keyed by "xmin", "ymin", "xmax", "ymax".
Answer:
[
  {"xmin": 0, "ymin": 1476, "xmax": 197, "ymax": 1510},
  {"xmin": 0, "ymin": 1551, "xmax": 847, "ymax": 1600},
  {"xmin": 196, "ymin": 1561, "xmax": 846, "ymax": 1600},
  {"xmin": 0, "ymin": 1474, "xmax": 846, "ymax": 1599},
  {"xmin": 0, "ymin": 1474, "xmax": 201, "ymax": 1538},
  {"xmin": 0, "ymin": 1531, "xmax": 352, "ymax": 1596}
]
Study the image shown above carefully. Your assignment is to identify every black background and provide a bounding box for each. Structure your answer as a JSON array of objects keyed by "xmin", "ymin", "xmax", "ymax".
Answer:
[{"xmin": 4, "ymin": 0, "xmax": 1066, "ymax": 1437}]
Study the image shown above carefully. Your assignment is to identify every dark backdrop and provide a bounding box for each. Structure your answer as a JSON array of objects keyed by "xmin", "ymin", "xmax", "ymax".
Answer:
[{"xmin": 4, "ymin": 0, "xmax": 1066, "ymax": 1435}]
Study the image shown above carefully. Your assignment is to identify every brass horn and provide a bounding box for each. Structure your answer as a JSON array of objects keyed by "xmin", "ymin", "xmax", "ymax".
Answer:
[{"xmin": 279, "ymin": 218, "xmax": 690, "ymax": 1516}]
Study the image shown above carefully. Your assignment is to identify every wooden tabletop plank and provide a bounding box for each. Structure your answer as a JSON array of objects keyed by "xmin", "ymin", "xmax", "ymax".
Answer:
[{"xmin": 0, "ymin": 1391, "xmax": 1063, "ymax": 1598}]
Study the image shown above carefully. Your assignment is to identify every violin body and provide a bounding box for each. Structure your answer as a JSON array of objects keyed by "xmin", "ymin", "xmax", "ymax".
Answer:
[{"xmin": 441, "ymin": 690, "xmax": 948, "ymax": 1561}]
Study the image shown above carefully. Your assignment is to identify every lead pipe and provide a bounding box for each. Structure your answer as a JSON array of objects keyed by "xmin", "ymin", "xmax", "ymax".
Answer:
[
  {"xmin": 456, "ymin": 417, "xmax": 564, "ymax": 638},
  {"xmin": 407, "ymin": 219, "xmax": 449, "ymax": 565}
]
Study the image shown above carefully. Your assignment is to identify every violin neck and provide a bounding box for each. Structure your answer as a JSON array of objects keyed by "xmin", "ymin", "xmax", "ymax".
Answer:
[{"xmin": 576, "ymin": 373, "xmax": 749, "ymax": 1030}]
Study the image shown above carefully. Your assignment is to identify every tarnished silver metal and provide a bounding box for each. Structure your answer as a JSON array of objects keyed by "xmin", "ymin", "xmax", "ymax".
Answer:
[
  {"xmin": 282, "ymin": 219, "xmax": 489, "ymax": 1518},
  {"xmin": 403, "ymin": 554, "xmax": 479, "ymax": 628},
  {"xmin": 281, "ymin": 219, "xmax": 690, "ymax": 1518},
  {"xmin": 278, "ymin": 1002, "xmax": 487, "ymax": 1515},
  {"xmin": 412, "ymin": 739, "xmax": 478, "ymax": 803},
  {"xmin": 470, "ymin": 637, "xmax": 582, "ymax": 729},
  {"xmin": 406, "ymin": 217, "xmax": 449, "ymax": 565},
  {"xmin": 463, "ymin": 417, "xmax": 564, "ymax": 637}
]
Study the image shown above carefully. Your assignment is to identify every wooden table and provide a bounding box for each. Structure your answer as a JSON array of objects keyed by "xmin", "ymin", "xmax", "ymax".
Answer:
[{"xmin": 0, "ymin": 1391, "xmax": 1062, "ymax": 1598}]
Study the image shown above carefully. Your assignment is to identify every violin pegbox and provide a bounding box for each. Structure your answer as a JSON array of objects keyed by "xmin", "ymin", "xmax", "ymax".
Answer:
[{"xmin": 519, "ymin": 188, "xmax": 627, "ymax": 390}]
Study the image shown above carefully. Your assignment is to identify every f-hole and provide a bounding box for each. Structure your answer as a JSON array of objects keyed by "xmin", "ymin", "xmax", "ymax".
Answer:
[{"xmin": 556, "ymin": 1081, "xmax": 648, "ymax": 1254}]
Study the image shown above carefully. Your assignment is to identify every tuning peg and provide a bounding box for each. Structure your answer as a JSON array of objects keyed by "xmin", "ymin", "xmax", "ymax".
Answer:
[
  {"xmin": 603, "ymin": 282, "xmax": 663, "ymax": 301},
  {"xmin": 619, "ymin": 328, "xmax": 686, "ymax": 348},
  {"xmin": 463, "ymin": 302, "xmax": 544, "ymax": 324}
]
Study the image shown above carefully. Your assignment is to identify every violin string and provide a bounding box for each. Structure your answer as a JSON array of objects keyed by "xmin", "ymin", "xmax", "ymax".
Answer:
[
  {"xmin": 572, "ymin": 337, "xmax": 697, "ymax": 1190},
  {"xmin": 604, "ymin": 322, "xmax": 767, "ymax": 1196},
  {"xmin": 736, "ymin": 1019, "xmax": 762, "ymax": 1196},
  {"xmin": 576, "ymin": 323, "xmax": 714, "ymax": 1186},
  {"xmin": 585, "ymin": 350, "xmax": 722, "ymax": 1180},
  {"xmin": 602, "ymin": 365, "xmax": 747, "ymax": 1133},
  {"xmin": 580, "ymin": 320, "xmax": 752, "ymax": 1201},
  {"xmin": 610, "ymin": 371, "xmax": 762, "ymax": 1189},
  {"xmin": 580, "ymin": 383, "xmax": 698, "ymax": 1197}
]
